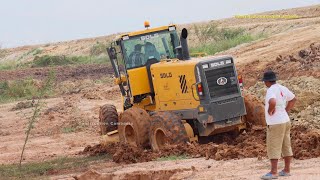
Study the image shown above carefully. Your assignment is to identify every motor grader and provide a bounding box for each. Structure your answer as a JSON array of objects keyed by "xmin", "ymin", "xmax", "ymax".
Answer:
[{"xmin": 99, "ymin": 22, "xmax": 265, "ymax": 151}]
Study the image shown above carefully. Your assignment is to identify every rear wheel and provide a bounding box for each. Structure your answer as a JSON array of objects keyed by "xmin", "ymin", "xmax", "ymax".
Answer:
[
  {"xmin": 149, "ymin": 112, "xmax": 189, "ymax": 151},
  {"xmin": 99, "ymin": 104, "xmax": 118, "ymax": 135},
  {"xmin": 118, "ymin": 107, "xmax": 151, "ymax": 147}
]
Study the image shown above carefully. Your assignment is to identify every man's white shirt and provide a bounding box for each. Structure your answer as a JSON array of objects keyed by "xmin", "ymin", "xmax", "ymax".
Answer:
[{"xmin": 265, "ymin": 84, "xmax": 295, "ymax": 125}]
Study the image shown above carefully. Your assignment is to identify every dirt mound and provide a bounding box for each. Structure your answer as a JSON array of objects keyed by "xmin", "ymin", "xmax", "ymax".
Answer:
[
  {"xmin": 243, "ymin": 93, "xmax": 266, "ymax": 126},
  {"xmin": 248, "ymin": 76, "xmax": 320, "ymax": 129},
  {"xmin": 83, "ymin": 124, "xmax": 320, "ymax": 163},
  {"xmin": 291, "ymin": 125, "xmax": 320, "ymax": 159},
  {"xmin": 238, "ymin": 42, "xmax": 320, "ymax": 87}
]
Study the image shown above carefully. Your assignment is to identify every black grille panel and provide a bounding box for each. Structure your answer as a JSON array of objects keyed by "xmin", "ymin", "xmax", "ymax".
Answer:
[{"xmin": 204, "ymin": 66, "xmax": 239, "ymax": 98}]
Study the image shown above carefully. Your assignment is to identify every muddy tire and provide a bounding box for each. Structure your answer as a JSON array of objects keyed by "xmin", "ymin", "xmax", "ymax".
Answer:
[
  {"xmin": 149, "ymin": 112, "xmax": 189, "ymax": 151},
  {"xmin": 243, "ymin": 93, "xmax": 266, "ymax": 126},
  {"xmin": 99, "ymin": 104, "xmax": 118, "ymax": 135},
  {"xmin": 118, "ymin": 107, "xmax": 151, "ymax": 148}
]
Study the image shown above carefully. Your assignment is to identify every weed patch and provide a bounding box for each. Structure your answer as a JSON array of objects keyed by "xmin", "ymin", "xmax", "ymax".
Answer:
[
  {"xmin": 32, "ymin": 55, "xmax": 110, "ymax": 68},
  {"xmin": 157, "ymin": 155, "xmax": 189, "ymax": 161},
  {"xmin": 0, "ymin": 155, "xmax": 110, "ymax": 179},
  {"xmin": 190, "ymin": 23, "xmax": 266, "ymax": 55}
]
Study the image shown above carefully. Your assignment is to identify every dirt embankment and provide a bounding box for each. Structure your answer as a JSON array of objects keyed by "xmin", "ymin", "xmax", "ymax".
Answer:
[
  {"xmin": 83, "ymin": 124, "xmax": 320, "ymax": 164},
  {"xmin": 0, "ymin": 64, "xmax": 114, "ymax": 82},
  {"xmin": 237, "ymin": 42, "xmax": 320, "ymax": 88}
]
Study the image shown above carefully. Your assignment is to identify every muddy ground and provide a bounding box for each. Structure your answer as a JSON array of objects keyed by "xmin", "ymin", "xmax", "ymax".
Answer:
[{"xmin": 83, "ymin": 124, "xmax": 320, "ymax": 164}]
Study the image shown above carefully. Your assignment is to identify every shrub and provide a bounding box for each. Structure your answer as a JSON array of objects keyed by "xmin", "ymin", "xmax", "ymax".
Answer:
[
  {"xmin": 0, "ymin": 75, "xmax": 55, "ymax": 103},
  {"xmin": 190, "ymin": 24, "xmax": 266, "ymax": 55},
  {"xmin": 32, "ymin": 55, "xmax": 110, "ymax": 68},
  {"xmin": 90, "ymin": 41, "xmax": 107, "ymax": 56}
]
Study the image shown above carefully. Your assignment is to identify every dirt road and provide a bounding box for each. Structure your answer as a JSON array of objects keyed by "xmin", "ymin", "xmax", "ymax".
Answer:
[
  {"xmin": 0, "ymin": 86, "xmax": 122, "ymax": 165},
  {"xmin": 54, "ymin": 158, "xmax": 320, "ymax": 180}
]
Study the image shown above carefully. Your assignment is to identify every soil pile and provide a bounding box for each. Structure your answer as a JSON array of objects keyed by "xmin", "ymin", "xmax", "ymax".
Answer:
[
  {"xmin": 248, "ymin": 76, "xmax": 320, "ymax": 129},
  {"xmin": 238, "ymin": 43, "xmax": 320, "ymax": 87},
  {"xmin": 83, "ymin": 124, "xmax": 320, "ymax": 163}
]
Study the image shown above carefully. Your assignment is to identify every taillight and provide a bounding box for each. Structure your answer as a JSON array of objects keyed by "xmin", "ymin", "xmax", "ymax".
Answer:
[
  {"xmin": 238, "ymin": 75, "xmax": 243, "ymax": 89},
  {"xmin": 238, "ymin": 75, "xmax": 243, "ymax": 83},
  {"xmin": 197, "ymin": 83, "xmax": 203, "ymax": 96}
]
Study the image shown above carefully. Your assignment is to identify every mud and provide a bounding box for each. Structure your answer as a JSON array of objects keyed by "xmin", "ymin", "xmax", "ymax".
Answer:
[
  {"xmin": 83, "ymin": 124, "xmax": 320, "ymax": 163},
  {"xmin": 0, "ymin": 64, "xmax": 115, "ymax": 82}
]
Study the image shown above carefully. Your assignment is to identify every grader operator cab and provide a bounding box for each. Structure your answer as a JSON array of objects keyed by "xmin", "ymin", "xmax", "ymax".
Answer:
[{"xmin": 100, "ymin": 22, "xmax": 264, "ymax": 150}]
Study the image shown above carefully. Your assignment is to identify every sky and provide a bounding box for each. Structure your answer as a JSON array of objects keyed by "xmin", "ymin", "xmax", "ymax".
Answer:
[{"xmin": 0, "ymin": 0, "xmax": 319, "ymax": 48}]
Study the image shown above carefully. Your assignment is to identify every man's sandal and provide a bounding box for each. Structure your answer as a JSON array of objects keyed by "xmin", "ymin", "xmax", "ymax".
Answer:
[
  {"xmin": 261, "ymin": 172, "xmax": 278, "ymax": 179},
  {"xmin": 279, "ymin": 170, "xmax": 291, "ymax": 176}
]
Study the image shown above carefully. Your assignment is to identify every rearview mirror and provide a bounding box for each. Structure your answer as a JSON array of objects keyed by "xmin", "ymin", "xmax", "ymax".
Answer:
[{"xmin": 107, "ymin": 47, "xmax": 117, "ymax": 59}]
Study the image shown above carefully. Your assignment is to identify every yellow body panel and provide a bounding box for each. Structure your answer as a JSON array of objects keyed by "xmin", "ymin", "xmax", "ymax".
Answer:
[
  {"xmin": 127, "ymin": 67, "xmax": 151, "ymax": 96},
  {"xmin": 150, "ymin": 59, "xmax": 200, "ymax": 111}
]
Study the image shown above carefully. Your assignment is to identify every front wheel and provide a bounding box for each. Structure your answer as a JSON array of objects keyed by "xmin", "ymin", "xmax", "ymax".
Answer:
[
  {"xmin": 149, "ymin": 112, "xmax": 189, "ymax": 151},
  {"xmin": 99, "ymin": 104, "xmax": 118, "ymax": 135},
  {"xmin": 118, "ymin": 107, "xmax": 151, "ymax": 148}
]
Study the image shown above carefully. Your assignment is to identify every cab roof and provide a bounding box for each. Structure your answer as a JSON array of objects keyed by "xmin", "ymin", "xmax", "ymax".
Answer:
[{"xmin": 115, "ymin": 24, "xmax": 177, "ymax": 41}]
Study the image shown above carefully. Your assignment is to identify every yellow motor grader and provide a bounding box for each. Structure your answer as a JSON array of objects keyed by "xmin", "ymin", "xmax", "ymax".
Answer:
[{"xmin": 99, "ymin": 22, "xmax": 265, "ymax": 150}]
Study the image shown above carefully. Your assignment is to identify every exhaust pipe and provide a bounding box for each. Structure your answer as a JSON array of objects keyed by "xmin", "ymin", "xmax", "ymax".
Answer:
[{"xmin": 180, "ymin": 28, "xmax": 190, "ymax": 60}]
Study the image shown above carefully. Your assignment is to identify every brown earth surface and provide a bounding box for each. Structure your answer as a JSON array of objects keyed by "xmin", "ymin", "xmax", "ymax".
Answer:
[
  {"xmin": 0, "ymin": 85, "xmax": 122, "ymax": 165},
  {"xmin": 83, "ymin": 124, "xmax": 320, "ymax": 164},
  {"xmin": 56, "ymin": 158, "xmax": 320, "ymax": 180}
]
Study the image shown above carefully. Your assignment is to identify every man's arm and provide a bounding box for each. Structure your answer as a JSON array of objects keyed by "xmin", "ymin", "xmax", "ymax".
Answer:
[
  {"xmin": 286, "ymin": 97, "xmax": 296, "ymax": 112},
  {"xmin": 268, "ymin": 98, "xmax": 276, "ymax": 116}
]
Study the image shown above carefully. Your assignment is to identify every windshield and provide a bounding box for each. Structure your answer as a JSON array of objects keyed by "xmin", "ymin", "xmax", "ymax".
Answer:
[{"xmin": 121, "ymin": 30, "xmax": 179, "ymax": 69}]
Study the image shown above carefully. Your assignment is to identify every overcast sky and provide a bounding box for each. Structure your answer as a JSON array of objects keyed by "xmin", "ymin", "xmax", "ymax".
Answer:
[{"xmin": 0, "ymin": 0, "xmax": 319, "ymax": 48}]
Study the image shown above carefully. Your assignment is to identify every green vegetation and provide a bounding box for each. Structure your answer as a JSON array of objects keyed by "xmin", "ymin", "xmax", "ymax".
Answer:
[
  {"xmin": 0, "ymin": 74, "xmax": 55, "ymax": 104},
  {"xmin": 0, "ymin": 47, "xmax": 7, "ymax": 58},
  {"xmin": 19, "ymin": 71, "xmax": 56, "ymax": 167},
  {"xmin": 90, "ymin": 41, "xmax": 107, "ymax": 56},
  {"xmin": 31, "ymin": 55, "xmax": 110, "ymax": 68},
  {"xmin": 0, "ymin": 61, "xmax": 19, "ymax": 70},
  {"xmin": 157, "ymin": 155, "xmax": 189, "ymax": 161},
  {"xmin": 0, "ymin": 79, "xmax": 41, "ymax": 103},
  {"xmin": 0, "ymin": 155, "xmax": 110, "ymax": 179},
  {"xmin": 190, "ymin": 23, "xmax": 266, "ymax": 55},
  {"xmin": 16, "ymin": 48, "xmax": 43, "ymax": 62}
]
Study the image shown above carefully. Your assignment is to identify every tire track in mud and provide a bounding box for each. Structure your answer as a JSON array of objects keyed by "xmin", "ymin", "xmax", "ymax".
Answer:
[{"xmin": 83, "ymin": 124, "xmax": 320, "ymax": 164}]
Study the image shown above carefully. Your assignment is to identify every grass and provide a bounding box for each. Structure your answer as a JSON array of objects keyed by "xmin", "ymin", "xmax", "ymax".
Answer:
[
  {"xmin": 61, "ymin": 127, "xmax": 77, "ymax": 133},
  {"xmin": 31, "ymin": 55, "xmax": 110, "ymax": 68},
  {"xmin": 0, "ymin": 61, "xmax": 20, "ymax": 70},
  {"xmin": 190, "ymin": 33, "xmax": 265, "ymax": 55},
  {"xmin": 157, "ymin": 155, "xmax": 189, "ymax": 161},
  {"xmin": 0, "ymin": 155, "xmax": 110, "ymax": 179},
  {"xmin": 190, "ymin": 23, "xmax": 267, "ymax": 55},
  {"xmin": 90, "ymin": 41, "xmax": 107, "ymax": 56},
  {"xmin": 0, "ymin": 77, "xmax": 55, "ymax": 104}
]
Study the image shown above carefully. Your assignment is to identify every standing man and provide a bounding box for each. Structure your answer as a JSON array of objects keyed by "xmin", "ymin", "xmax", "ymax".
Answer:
[{"xmin": 261, "ymin": 70, "xmax": 296, "ymax": 180}]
